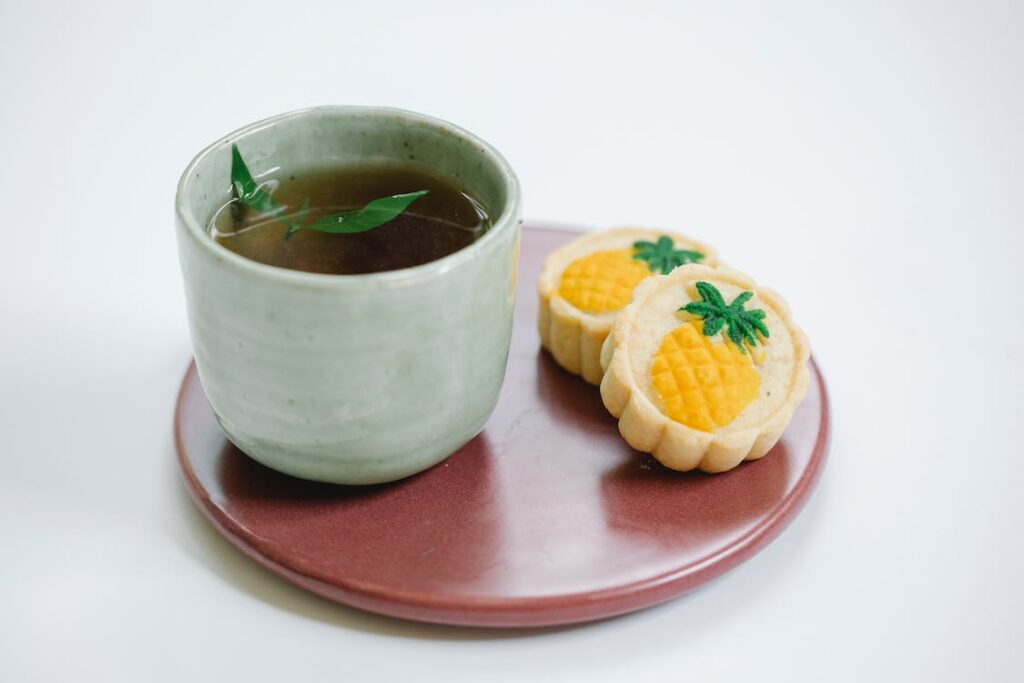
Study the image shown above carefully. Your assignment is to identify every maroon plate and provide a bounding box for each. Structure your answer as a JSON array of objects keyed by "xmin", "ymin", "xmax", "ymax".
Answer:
[{"xmin": 175, "ymin": 224, "xmax": 830, "ymax": 628}]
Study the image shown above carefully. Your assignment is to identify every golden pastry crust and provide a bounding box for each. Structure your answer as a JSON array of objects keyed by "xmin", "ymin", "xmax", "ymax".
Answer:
[
  {"xmin": 599, "ymin": 264, "xmax": 810, "ymax": 473},
  {"xmin": 538, "ymin": 228, "xmax": 720, "ymax": 384}
]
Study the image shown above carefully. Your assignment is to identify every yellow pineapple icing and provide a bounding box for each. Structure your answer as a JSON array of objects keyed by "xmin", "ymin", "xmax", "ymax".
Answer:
[
  {"xmin": 650, "ymin": 320, "xmax": 761, "ymax": 432},
  {"xmin": 557, "ymin": 249, "xmax": 651, "ymax": 313}
]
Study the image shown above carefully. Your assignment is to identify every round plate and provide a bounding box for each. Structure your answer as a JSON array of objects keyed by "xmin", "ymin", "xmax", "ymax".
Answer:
[{"xmin": 176, "ymin": 224, "xmax": 830, "ymax": 628}]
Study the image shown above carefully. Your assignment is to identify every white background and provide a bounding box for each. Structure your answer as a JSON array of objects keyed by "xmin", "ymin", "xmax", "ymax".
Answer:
[{"xmin": 2, "ymin": 1, "xmax": 1022, "ymax": 681}]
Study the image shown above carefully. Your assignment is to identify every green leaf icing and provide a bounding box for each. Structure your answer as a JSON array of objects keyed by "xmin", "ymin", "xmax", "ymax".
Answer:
[
  {"xmin": 632, "ymin": 236, "xmax": 704, "ymax": 274},
  {"xmin": 680, "ymin": 281, "xmax": 769, "ymax": 353}
]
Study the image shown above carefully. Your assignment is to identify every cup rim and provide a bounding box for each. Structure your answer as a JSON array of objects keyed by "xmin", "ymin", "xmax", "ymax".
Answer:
[{"xmin": 175, "ymin": 105, "xmax": 521, "ymax": 288}]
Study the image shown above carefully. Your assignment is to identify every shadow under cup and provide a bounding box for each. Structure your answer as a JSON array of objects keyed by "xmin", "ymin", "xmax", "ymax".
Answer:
[{"xmin": 175, "ymin": 107, "xmax": 522, "ymax": 485}]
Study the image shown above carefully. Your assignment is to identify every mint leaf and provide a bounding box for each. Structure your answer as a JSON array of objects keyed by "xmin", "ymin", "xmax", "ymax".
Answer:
[
  {"xmin": 230, "ymin": 144, "xmax": 284, "ymax": 219},
  {"xmin": 288, "ymin": 190, "xmax": 430, "ymax": 237},
  {"xmin": 229, "ymin": 145, "xmax": 429, "ymax": 241}
]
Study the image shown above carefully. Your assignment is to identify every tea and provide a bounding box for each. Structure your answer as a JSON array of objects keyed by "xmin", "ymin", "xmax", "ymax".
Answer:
[{"xmin": 210, "ymin": 164, "xmax": 491, "ymax": 274}]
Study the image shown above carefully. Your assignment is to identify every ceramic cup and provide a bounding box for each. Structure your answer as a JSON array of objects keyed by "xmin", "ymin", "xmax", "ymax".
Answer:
[{"xmin": 176, "ymin": 106, "xmax": 521, "ymax": 484}]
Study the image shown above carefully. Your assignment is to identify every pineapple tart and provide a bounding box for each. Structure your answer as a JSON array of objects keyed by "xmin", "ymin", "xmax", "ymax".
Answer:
[
  {"xmin": 538, "ymin": 228, "xmax": 719, "ymax": 384},
  {"xmin": 599, "ymin": 264, "xmax": 809, "ymax": 473}
]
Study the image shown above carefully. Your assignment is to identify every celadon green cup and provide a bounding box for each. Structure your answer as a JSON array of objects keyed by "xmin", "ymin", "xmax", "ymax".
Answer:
[{"xmin": 176, "ymin": 106, "xmax": 522, "ymax": 484}]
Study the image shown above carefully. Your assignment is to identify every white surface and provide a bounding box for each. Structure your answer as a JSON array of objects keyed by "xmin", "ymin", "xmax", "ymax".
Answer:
[{"xmin": 2, "ymin": 1, "xmax": 1022, "ymax": 681}]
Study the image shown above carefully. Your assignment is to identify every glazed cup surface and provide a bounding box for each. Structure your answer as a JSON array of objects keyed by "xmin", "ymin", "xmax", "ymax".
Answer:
[{"xmin": 176, "ymin": 106, "xmax": 522, "ymax": 484}]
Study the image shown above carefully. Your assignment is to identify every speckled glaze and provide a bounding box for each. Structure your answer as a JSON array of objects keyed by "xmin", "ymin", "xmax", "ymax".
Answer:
[{"xmin": 175, "ymin": 107, "xmax": 522, "ymax": 484}]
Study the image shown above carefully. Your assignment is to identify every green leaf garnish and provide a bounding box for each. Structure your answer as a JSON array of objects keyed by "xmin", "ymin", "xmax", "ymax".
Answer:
[
  {"xmin": 680, "ymin": 281, "xmax": 769, "ymax": 353},
  {"xmin": 632, "ymin": 236, "xmax": 704, "ymax": 274},
  {"xmin": 286, "ymin": 190, "xmax": 429, "ymax": 238},
  {"xmin": 229, "ymin": 145, "xmax": 428, "ymax": 241},
  {"xmin": 231, "ymin": 144, "xmax": 285, "ymax": 220}
]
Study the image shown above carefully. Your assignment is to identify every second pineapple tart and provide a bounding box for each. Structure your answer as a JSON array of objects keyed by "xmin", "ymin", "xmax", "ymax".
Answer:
[
  {"xmin": 600, "ymin": 264, "xmax": 809, "ymax": 473},
  {"xmin": 538, "ymin": 228, "xmax": 719, "ymax": 384}
]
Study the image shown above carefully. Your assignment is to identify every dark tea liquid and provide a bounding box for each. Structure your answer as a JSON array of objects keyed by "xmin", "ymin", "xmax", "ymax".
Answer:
[{"xmin": 209, "ymin": 164, "xmax": 491, "ymax": 274}]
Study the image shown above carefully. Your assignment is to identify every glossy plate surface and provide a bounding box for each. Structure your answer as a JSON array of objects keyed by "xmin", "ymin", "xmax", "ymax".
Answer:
[{"xmin": 176, "ymin": 224, "xmax": 830, "ymax": 627}]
